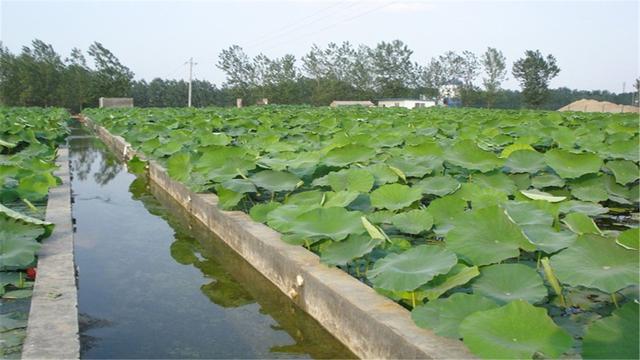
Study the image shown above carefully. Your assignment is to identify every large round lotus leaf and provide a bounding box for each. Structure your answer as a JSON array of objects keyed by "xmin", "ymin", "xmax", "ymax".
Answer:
[
  {"xmin": 606, "ymin": 160, "xmax": 639, "ymax": 185},
  {"xmin": 616, "ymin": 227, "xmax": 639, "ymax": 250},
  {"xmin": 412, "ymin": 293, "xmax": 498, "ymax": 338},
  {"xmin": 413, "ymin": 175, "xmax": 460, "ymax": 197},
  {"xmin": 327, "ymin": 168, "xmax": 374, "ymax": 193},
  {"xmin": 582, "ymin": 302, "xmax": 639, "ymax": 359},
  {"xmin": 154, "ymin": 139, "xmax": 184, "ymax": 156},
  {"xmin": 266, "ymin": 205, "xmax": 308, "ymax": 232},
  {"xmin": 0, "ymin": 216, "xmax": 43, "ymax": 269},
  {"xmin": 387, "ymin": 156, "xmax": 441, "ymax": 178},
  {"xmin": 606, "ymin": 139, "xmax": 639, "ymax": 162},
  {"xmin": 550, "ymin": 234, "xmax": 639, "ymax": 293},
  {"xmin": 368, "ymin": 245, "xmax": 457, "ymax": 291},
  {"xmin": 370, "ymin": 183, "xmax": 423, "ymax": 211},
  {"xmin": 502, "ymin": 201, "xmax": 554, "ymax": 226},
  {"xmin": 214, "ymin": 184, "xmax": 244, "ymax": 210},
  {"xmin": 390, "ymin": 209, "xmax": 433, "ymax": 235},
  {"xmin": 421, "ymin": 264, "xmax": 480, "ymax": 301},
  {"xmin": 221, "ymin": 178, "xmax": 257, "ymax": 194},
  {"xmin": 569, "ymin": 175, "xmax": 608, "ymax": 202},
  {"xmin": 531, "ymin": 173, "xmax": 565, "ymax": 188},
  {"xmin": 322, "ymin": 191, "xmax": 359, "ymax": 208},
  {"xmin": 459, "ymin": 300, "xmax": 573, "ymax": 359},
  {"xmin": 505, "ymin": 150, "xmax": 546, "ymax": 173},
  {"xmin": 319, "ymin": 234, "xmax": 383, "ymax": 266},
  {"xmin": 426, "ymin": 195, "xmax": 467, "ymax": 234},
  {"xmin": 472, "ymin": 263, "xmax": 548, "ymax": 304},
  {"xmin": 287, "ymin": 207, "xmax": 364, "ymax": 241},
  {"xmin": 250, "ymin": 170, "xmax": 301, "ymax": 192},
  {"xmin": 444, "ymin": 140, "xmax": 503, "ymax": 173},
  {"xmin": 365, "ymin": 163, "xmax": 398, "ymax": 185},
  {"xmin": 446, "ymin": 205, "xmax": 535, "ymax": 266},
  {"xmin": 544, "ymin": 149, "xmax": 603, "ymax": 179},
  {"xmin": 285, "ymin": 190, "xmax": 324, "ymax": 207},
  {"xmin": 454, "ymin": 183, "xmax": 509, "ymax": 209},
  {"xmin": 323, "ymin": 145, "xmax": 376, "ymax": 167},
  {"xmin": 521, "ymin": 225, "xmax": 576, "ymax": 253},
  {"xmin": 470, "ymin": 171, "xmax": 517, "ymax": 195}
]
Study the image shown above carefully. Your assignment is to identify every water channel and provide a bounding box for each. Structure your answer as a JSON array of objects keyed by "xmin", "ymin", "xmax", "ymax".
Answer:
[{"xmin": 69, "ymin": 122, "xmax": 355, "ymax": 359}]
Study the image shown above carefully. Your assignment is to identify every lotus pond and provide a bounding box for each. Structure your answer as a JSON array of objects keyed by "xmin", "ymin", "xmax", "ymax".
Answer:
[{"xmin": 84, "ymin": 106, "xmax": 639, "ymax": 359}]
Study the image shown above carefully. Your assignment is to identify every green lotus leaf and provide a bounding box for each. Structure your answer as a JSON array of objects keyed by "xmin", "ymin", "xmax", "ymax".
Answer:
[
  {"xmin": 446, "ymin": 205, "xmax": 535, "ymax": 266},
  {"xmin": 405, "ymin": 140, "xmax": 444, "ymax": 157},
  {"xmin": 412, "ymin": 293, "xmax": 498, "ymax": 338},
  {"xmin": 552, "ymin": 126, "xmax": 575, "ymax": 149},
  {"xmin": 390, "ymin": 209, "xmax": 433, "ymax": 235},
  {"xmin": 606, "ymin": 139, "xmax": 639, "ymax": 162},
  {"xmin": 459, "ymin": 300, "xmax": 573, "ymax": 359},
  {"xmin": 472, "ymin": 263, "xmax": 548, "ymax": 304},
  {"xmin": 0, "ymin": 216, "xmax": 43, "ymax": 270},
  {"xmin": 327, "ymin": 168, "xmax": 374, "ymax": 193},
  {"xmin": 505, "ymin": 150, "xmax": 546, "ymax": 173},
  {"xmin": 562, "ymin": 212, "xmax": 602, "ymax": 235},
  {"xmin": 287, "ymin": 207, "xmax": 364, "ymax": 241},
  {"xmin": 387, "ymin": 156, "xmax": 441, "ymax": 178},
  {"xmin": 250, "ymin": 170, "xmax": 301, "ymax": 192},
  {"xmin": 455, "ymin": 183, "xmax": 509, "ymax": 209},
  {"xmin": 323, "ymin": 144, "xmax": 375, "ymax": 167},
  {"xmin": 606, "ymin": 160, "xmax": 639, "ymax": 185},
  {"xmin": 426, "ymin": 195, "xmax": 467, "ymax": 234},
  {"xmin": 285, "ymin": 190, "xmax": 324, "ymax": 207},
  {"xmin": 370, "ymin": 183, "xmax": 422, "ymax": 211},
  {"xmin": 0, "ymin": 203, "xmax": 53, "ymax": 236},
  {"xmin": 323, "ymin": 191, "xmax": 359, "ymax": 208},
  {"xmin": 558, "ymin": 200, "xmax": 608, "ymax": 216},
  {"xmin": 221, "ymin": 178, "xmax": 257, "ymax": 194},
  {"xmin": 471, "ymin": 171, "xmax": 517, "ymax": 195},
  {"xmin": 166, "ymin": 152, "xmax": 192, "ymax": 182},
  {"xmin": 413, "ymin": 175, "xmax": 460, "ymax": 197},
  {"xmin": 531, "ymin": 173, "xmax": 565, "ymax": 188},
  {"xmin": 502, "ymin": 201, "xmax": 554, "ymax": 226},
  {"xmin": 127, "ymin": 156, "xmax": 147, "ymax": 175},
  {"xmin": 550, "ymin": 234, "xmax": 639, "ymax": 293},
  {"xmin": 0, "ymin": 312, "xmax": 27, "ymax": 332},
  {"xmin": 570, "ymin": 175, "xmax": 608, "ymax": 202},
  {"xmin": 0, "ymin": 271, "xmax": 21, "ymax": 288},
  {"xmin": 266, "ymin": 205, "xmax": 308, "ymax": 233},
  {"xmin": 616, "ymin": 227, "xmax": 639, "ymax": 250},
  {"xmin": 603, "ymin": 174, "xmax": 635, "ymax": 204},
  {"xmin": 363, "ymin": 163, "xmax": 398, "ymax": 186},
  {"xmin": 198, "ymin": 133, "xmax": 231, "ymax": 146},
  {"xmin": 0, "ymin": 139, "xmax": 17, "ymax": 149},
  {"xmin": 320, "ymin": 234, "xmax": 383, "ymax": 266},
  {"xmin": 17, "ymin": 172, "xmax": 58, "ymax": 201},
  {"xmin": 544, "ymin": 149, "xmax": 603, "ymax": 179},
  {"xmin": 421, "ymin": 264, "xmax": 480, "ymax": 301},
  {"xmin": 510, "ymin": 173, "xmax": 532, "ymax": 190},
  {"xmin": 154, "ymin": 139, "xmax": 183, "ymax": 156},
  {"xmin": 368, "ymin": 245, "xmax": 457, "ymax": 292},
  {"xmin": 582, "ymin": 302, "xmax": 639, "ymax": 359},
  {"xmin": 214, "ymin": 184, "xmax": 244, "ymax": 210},
  {"xmin": 500, "ymin": 143, "xmax": 534, "ymax": 158},
  {"xmin": 445, "ymin": 140, "xmax": 503, "ymax": 173},
  {"xmin": 521, "ymin": 225, "xmax": 576, "ymax": 253},
  {"xmin": 248, "ymin": 202, "xmax": 281, "ymax": 223},
  {"xmin": 520, "ymin": 189, "xmax": 566, "ymax": 202}
]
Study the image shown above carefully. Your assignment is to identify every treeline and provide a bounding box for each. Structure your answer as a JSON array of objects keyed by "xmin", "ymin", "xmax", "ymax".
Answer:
[{"xmin": 0, "ymin": 39, "xmax": 636, "ymax": 111}]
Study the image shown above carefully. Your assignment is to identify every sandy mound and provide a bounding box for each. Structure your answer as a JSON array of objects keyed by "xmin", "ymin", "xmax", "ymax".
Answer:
[{"xmin": 559, "ymin": 98, "xmax": 639, "ymax": 113}]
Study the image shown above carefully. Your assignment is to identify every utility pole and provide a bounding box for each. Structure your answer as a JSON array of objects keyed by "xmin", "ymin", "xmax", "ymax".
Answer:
[{"xmin": 186, "ymin": 57, "xmax": 197, "ymax": 107}]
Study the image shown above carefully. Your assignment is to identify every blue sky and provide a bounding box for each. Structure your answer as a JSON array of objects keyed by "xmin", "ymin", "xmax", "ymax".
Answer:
[{"xmin": 1, "ymin": 0, "xmax": 638, "ymax": 92}]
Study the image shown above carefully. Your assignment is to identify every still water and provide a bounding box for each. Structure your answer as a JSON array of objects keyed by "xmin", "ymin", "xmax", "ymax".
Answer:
[{"xmin": 69, "ymin": 122, "xmax": 355, "ymax": 359}]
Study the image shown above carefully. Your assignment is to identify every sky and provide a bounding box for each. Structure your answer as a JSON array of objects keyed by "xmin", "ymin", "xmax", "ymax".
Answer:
[{"xmin": 1, "ymin": 0, "xmax": 638, "ymax": 92}]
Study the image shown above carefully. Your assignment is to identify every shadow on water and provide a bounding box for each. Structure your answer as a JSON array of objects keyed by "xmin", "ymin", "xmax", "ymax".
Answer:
[{"xmin": 69, "ymin": 122, "xmax": 355, "ymax": 359}]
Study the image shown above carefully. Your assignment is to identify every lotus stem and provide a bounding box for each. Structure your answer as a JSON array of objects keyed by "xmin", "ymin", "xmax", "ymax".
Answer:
[
  {"xmin": 536, "ymin": 252, "xmax": 542, "ymax": 269},
  {"xmin": 611, "ymin": 293, "xmax": 619, "ymax": 308},
  {"xmin": 541, "ymin": 257, "xmax": 566, "ymax": 308},
  {"xmin": 411, "ymin": 291, "xmax": 416, "ymax": 308}
]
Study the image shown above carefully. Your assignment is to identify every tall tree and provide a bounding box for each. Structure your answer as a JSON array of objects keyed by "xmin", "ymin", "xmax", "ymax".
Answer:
[
  {"xmin": 62, "ymin": 48, "xmax": 92, "ymax": 111},
  {"xmin": 481, "ymin": 47, "xmax": 507, "ymax": 108},
  {"xmin": 512, "ymin": 50, "xmax": 560, "ymax": 107},
  {"xmin": 88, "ymin": 42, "xmax": 134, "ymax": 100},
  {"xmin": 369, "ymin": 40, "xmax": 415, "ymax": 97},
  {"xmin": 217, "ymin": 45, "xmax": 258, "ymax": 102}
]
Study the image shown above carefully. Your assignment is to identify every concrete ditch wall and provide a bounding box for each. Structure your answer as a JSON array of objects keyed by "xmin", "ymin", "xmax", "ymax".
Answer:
[
  {"xmin": 81, "ymin": 116, "xmax": 474, "ymax": 359},
  {"xmin": 22, "ymin": 148, "xmax": 80, "ymax": 359}
]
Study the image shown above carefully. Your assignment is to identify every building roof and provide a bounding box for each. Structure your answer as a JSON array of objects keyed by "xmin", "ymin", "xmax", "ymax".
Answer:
[
  {"xmin": 376, "ymin": 98, "xmax": 435, "ymax": 102},
  {"xmin": 330, "ymin": 100, "xmax": 374, "ymax": 107}
]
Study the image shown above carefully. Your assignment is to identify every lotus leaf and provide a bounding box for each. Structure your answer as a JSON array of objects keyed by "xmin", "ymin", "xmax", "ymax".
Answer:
[
  {"xmin": 520, "ymin": 189, "xmax": 566, "ymax": 202},
  {"xmin": 323, "ymin": 145, "xmax": 375, "ymax": 167},
  {"xmin": 569, "ymin": 175, "xmax": 608, "ymax": 202},
  {"xmin": 606, "ymin": 160, "xmax": 639, "ymax": 185},
  {"xmin": 250, "ymin": 170, "xmax": 301, "ymax": 192},
  {"xmin": 287, "ymin": 207, "xmax": 364, "ymax": 241},
  {"xmin": 459, "ymin": 300, "xmax": 573, "ymax": 359},
  {"xmin": 266, "ymin": 205, "xmax": 308, "ymax": 232},
  {"xmin": 370, "ymin": 183, "xmax": 422, "ymax": 211},
  {"xmin": 0, "ymin": 216, "xmax": 43, "ymax": 270},
  {"xmin": 455, "ymin": 183, "xmax": 508, "ymax": 209},
  {"xmin": 521, "ymin": 225, "xmax": 576, "ymax": 253},
  {"xmin": 323, "ymin": 191, "xmax": 359, "ymax": 208},
  {"xmin": 365, "ymin": 163, "xmax": 399, "ymax": 185},
  {"xmin": 327, "ymin": 168, "xmax": 374, "ymax": 193},
  {"xmin": 320, "ymin": 234, "xmax": 383, "ymax": 266},
  {"xmin": 502, "ymin": 201, "xmax": 554, "ymax": 226},
  {"xmin": 412, "ymin": 293, "xmax": 498, "ymax": 338},
  {"xmin": 471, "ymin": 172, "xmax": 517, "ymax": 195},
  {"xmin": 472, "ymin": 263, "xmax": 548, "ymax": 304},
  {"xmin": 368, "ymin": 245, "xmax": 457, "ymax": 292},
  {"xmin": 616, "ymin": 227, "xmax": 639, "ymax": 250},
  {"xmin": 446, "ymin": 205, "xmax": 535, "ymax": 265},
  {"xmin": 420, "ymin": 264, "xmax": 480, "ymax": 301},
  {"xmin": 558, "ymin": 200, "xmax": 608, "ymax": 216},
  {"xmin": 544, "ymin": 149, "xmax": 603, "ymax": 179},
  {"xmin": 500, "ymin": 143, "xmax": 534, "ymax": 158},
  {"xmin": 166, "ymin": 152, "xmax": 192, "ymax": 182},
  {"xmin": 390, "ymin": 209, "xmax": 433, "ymax": 234},
  {"xmin": 562, "ymin": 212, "xmax": 601, "ymax": 235},
  {"xmin": 445, "ymin": 140, "xmax": 503, "ymax": 173},
  {"xmin": 531, "ymin": 173, "xmax": 565, "ymax": 188},
  {"xmin": 426, "ymin": 195, "xmax": 467, "ymax": 233},
  {"xmin": 249, "ymin": 202, "xmax": 281, "ymax": 223},
  {"xmin": 413, "ymin": 175, "xmax": 460, "ymax": 197},
  {"xmin": 606, "ymin": 139, "xmax": 639, "ymax": 162},
  {"xmin": 214, "ymin": 184, "xmax": 244, "ymax": 210},
  {"xmin": 505, "ymin": 150, "xmax": 546, "ymax": 173},
  {"xmin": 582, "ymin": 302, "xmax": 639, "ymax": 359},
  {"xmin": 550, "ymin": 234, "xmax": 639, "ymax": 293}
]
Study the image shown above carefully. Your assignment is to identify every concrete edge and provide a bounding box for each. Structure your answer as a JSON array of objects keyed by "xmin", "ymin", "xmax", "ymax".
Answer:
[
  {"xmin": 21, "ymin": 147, "xmax": 80, "ymax": 359},
  {"xmin": 80, "ymin": 116, "xmax": 474, "ymax": 359}
]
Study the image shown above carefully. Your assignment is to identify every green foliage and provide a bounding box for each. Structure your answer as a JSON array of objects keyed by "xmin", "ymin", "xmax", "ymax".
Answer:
[{"xmin": 512, "ymin": 50, "xmax": 561, "ymax": 107}]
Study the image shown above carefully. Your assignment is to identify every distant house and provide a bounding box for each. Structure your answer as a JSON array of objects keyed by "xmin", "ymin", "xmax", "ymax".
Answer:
[
  {"xmin": 330, "ymin": 100, "xmax": 375, "ymax": 107},
  {"xmin": 376, "ymin": 98, "xmax": 436, "ymax": 109}
]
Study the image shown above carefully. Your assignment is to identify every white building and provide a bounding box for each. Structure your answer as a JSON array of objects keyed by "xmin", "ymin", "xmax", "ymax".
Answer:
[
  {"xmin": 330, "ymin": 100, "xmax": 375, "ymax": 107},
  {"xmin": 377, "ymin": 98, "xmax": 436, "ymax": 109}
]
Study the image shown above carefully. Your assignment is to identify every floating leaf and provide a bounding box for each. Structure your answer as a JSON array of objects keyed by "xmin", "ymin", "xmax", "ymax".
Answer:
[
  {"xmin": 459, "ymin": 300, "xmax": 573, "ymax": 359},
  {"xmin": 558, "ymin": 200, "xmax": 608, "ymax": 216},
  {"xmin": 370, "ymin": 183, "xmax": 422, "ymax": 211},
  {"xmin": 550, "ymin": 234, "xmax": 639, "ymax": 293},
  {"xmin": 421, "ymin": 264, "xmax": 480, "ymax": 301},
  {"xmin": 413, "ymin": 175, "xmax": 460, "ymax": 197},
  {"xmin": 250, "ymin": 170, "xmax": 301, "ymax": 192},
  {"xmin": 570, "ymin": 175, "xmax": 608, "ymax": 202},
  {"xmin": 531, "ymin": 173, "xmax": 565, "ymax": 188},
  {"xmin": 368, "ymin": 245, "xmax": 457, "ymax": 292},
  {"xmin": 582, "ymin": 302, "xmax": 639, "ymax": 359},
  {"xmin": 521, "ymin": 225, "xmax": 576, "ymax": 253},
  {"xmin": 472, "ymin": 263, "xmax": 548, "ymax": 304},
  {"xmin": 287, "ymin": 207, "xmax": 364, "ymax": 241},
  {"xmin": 606, "ymin": 160, "xmax": 639, "ymax": 185},
  {"xmin": 412, "ymin": 293, "xmax": 498, "ymax": 338},
  {"xmin": 562, "ymin": 212, "xmax": 602, "ymax": 235},
  {"xmin": 320, "ymin": 234, "xmax": 382, "ymax": 266},
  {"xmin": 323, "ymin": 145, "xmax": 375, "ymax": 167},
  {"xmin": 327, "ymin": 168, "xmax": 374, "ymax": 193},
  {"xmin": 544, "ymin": 149, "xmax": 603, "ymax": 179},
  {"xmin": 445, "ymin": 140, "xmax": 503, "ymax": 173},
  {"xmin": 503, "ymin": 201, "xmax": 554, "ymax": 226},
  {"xmin": 390, "ymin": 209, "xmax": 433, "ymax": 235},
  {"xmin": 446, "ymin": 205, "xmax": 535, "ymax": 266},
  {"xmin": 505, "ymin": 150, "xmax": 546, "ymax": 173}
]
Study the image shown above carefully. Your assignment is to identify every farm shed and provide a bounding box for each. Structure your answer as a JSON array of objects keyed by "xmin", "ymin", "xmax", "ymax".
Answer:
[
  {"xmin": 377, "ymin": 98, "xmax": 436, "ymax": 109},
  {"xmin": 330, "ymin": 100, "xmax": 375, "ymax": 107}
]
